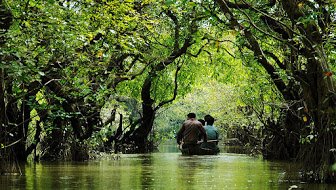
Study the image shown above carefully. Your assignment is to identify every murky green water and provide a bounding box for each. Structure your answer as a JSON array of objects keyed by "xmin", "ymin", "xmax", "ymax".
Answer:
[{"xmin": 1, "ymin": 145, "xmax": 336, "ymax": 190}]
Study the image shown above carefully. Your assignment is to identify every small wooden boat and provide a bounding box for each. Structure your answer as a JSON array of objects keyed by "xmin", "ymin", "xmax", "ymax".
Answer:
[
  {"xmin": 180, "ymin": 147, "xmax": 219, "ymax": 155},
  {"xmin": 179, "ymin": 140, "xmax": 220, "ymax": 155}
]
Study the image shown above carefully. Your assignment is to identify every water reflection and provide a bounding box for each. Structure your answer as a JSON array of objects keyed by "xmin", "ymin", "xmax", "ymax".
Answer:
[
  {"xmin": 140, "ymin": 154, "xmax": 154, "ymax": 189},
  {"xmin": 1, "ymin": 148, "xmax": 336, "ymax": 189},
  {"xmin": 177, "ymin": 156, "xmax": 199, "ymax": 188}
]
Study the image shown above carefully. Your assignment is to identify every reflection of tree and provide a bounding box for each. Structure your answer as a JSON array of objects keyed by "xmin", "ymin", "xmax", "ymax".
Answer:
[
  {"xmin": 25, "ymin": 164, "xmax": 37, "ymax": 190},
  {"xmin": 140, "ymin": 155, "xmax": 154, "ymax": 189},
  {"xmin": 177, "ymin": 156, "xmax": 199, "ymax": 189}
]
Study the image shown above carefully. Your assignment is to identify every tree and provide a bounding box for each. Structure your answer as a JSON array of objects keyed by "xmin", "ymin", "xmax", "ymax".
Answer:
[
  {"xmin": 209, "ymin": 0, "xmax": 336, "ymax": 182},
  {"xmin": 0, "ymin": 0, "xmax": 157, "ymax": 161},
  {"xmin": 112, "ymin": 2, "xmax": 208, "ymax": 152}
]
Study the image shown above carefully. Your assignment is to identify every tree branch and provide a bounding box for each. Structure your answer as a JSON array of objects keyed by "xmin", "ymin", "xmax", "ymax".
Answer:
[
  {"xmin": 154, "ymin": 63, "xmax": 182, "ymax": 111},
  {"xmin": 215, "ymin": 0, "xmax": 288, "ymax": 98},
  {"xmin": 264, "ymin": 50, "xmax": 285, "ymax": 70},
  {"xmin": 166, "ymin": 10, "xmax": 180, "ymax": 51},
  {"xmin": 111, "ymin": 62, "xmax": 150, "ymax": 88},
  {"xmin": 226, "ymin": 0, "xmax": 251, "ymax": 9},
  {"xmin": 187, "ymin": 40, "xmax": 209, "ymax": 57}
]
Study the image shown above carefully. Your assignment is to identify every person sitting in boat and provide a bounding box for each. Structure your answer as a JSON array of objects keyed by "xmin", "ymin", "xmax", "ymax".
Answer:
[
  {"xmin": 201, "ymin": 114, "xmax": 220, "ymax": 154},
  {"xmin": 176, "ymin": 113, "xmax": 207, "ymax": 155}
]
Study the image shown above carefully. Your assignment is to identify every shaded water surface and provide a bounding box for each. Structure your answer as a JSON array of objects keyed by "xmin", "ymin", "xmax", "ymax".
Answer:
[{"xmin": 1, "ymin": 145, "xmax": 336, "ymax": 190}]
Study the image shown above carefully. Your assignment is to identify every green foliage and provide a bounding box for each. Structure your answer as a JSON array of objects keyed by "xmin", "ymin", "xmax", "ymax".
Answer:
[
  {"xmin": 332, "ymin": 162, "xmax": 336, "ymax": 172},
  {"xmin": 154, "ymin": 48, "xmax": 279, "ymax": 141},
  {"xmin": 1, "ymin": 0, "xmax": 334, "ymax": 173}
]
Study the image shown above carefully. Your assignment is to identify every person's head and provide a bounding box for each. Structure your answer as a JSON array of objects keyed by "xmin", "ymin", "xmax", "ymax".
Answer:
[
  {"xmin": 198, "ymin": 119, "xmax": 205, "ymax": 126},
  {"xmin": 187, "ymin": 113, "xmax": 196, "ymax": 119},
  {"xmin": 204, "ymin": 114, "xmax": 215, "ymax": 125}
]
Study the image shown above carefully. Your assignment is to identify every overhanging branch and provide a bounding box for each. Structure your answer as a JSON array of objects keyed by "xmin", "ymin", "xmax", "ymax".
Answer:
[
  {"xmin": 154, "ymin": 62, "xmax": 183, "ymax": 111},
  {"xmin": 215, "ymin": 0, "xmax": 288, "ymax": 98},
  {"xmin": 166, "ymin": 10, "xmax": 180, "ymax": 51}
]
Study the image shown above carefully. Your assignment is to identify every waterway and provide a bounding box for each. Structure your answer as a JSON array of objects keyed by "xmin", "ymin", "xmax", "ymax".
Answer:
[{"xmin": 1, "ymin": 144, "xmax": 335, "ymax": 189}]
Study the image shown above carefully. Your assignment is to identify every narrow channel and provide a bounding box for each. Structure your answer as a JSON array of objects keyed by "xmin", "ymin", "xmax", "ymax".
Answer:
[{"xmin": 1, "ymin": 143, "xmax": 335, "ymax": 190}]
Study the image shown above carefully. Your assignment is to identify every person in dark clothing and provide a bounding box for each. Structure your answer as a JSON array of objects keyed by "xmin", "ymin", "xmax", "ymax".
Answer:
[{"xmin": 176, "ymin": 113, "xmax": 207, "ymax": 155}]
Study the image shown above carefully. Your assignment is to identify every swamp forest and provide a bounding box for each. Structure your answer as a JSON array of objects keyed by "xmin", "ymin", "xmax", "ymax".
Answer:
[{"xmin": 1, "ymin": 0, "xmax": 336, "ymax": 189}]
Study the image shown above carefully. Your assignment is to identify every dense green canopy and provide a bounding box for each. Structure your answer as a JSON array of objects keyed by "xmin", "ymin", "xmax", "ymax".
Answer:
[{"xmin": 1, "ymin": 0, "xmax": 335, "ymax": 183}]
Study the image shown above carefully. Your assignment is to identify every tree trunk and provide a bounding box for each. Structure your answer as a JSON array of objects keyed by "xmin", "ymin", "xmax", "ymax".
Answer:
[{"xmin": 127, "ymin": 76, "xmax": 156, "ymax": 153}]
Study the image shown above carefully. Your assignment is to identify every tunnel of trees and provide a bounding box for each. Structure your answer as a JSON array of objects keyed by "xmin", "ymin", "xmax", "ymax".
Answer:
[{"xmin": 0, "ymin": 0, "xmax": 335, "ymax": 183}]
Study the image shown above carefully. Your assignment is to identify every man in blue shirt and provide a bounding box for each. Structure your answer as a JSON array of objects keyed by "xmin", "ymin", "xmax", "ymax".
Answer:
[
  {"xmin": 201, "ymin": 114, "xmax": 220, "ymax": 154},
  {"xmin": 204, "ymin": 115, "xmax": 219, "ymax": 141}
]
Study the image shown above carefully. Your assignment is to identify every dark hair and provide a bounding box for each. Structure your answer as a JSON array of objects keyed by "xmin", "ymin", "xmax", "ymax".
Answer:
[
  {"xmin": 187, "ymin": 113, "xmax": 196, "ymax": 118},
  {"xmin": 198, "ymin": 119, "xmax": 205, "ymax": 126},
  {"xmin": 204, "ymin": 114, "xmax": 215, "ymax": 125}
]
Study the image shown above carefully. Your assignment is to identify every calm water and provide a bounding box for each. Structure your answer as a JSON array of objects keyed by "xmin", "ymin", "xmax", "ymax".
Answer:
[{"xmin": 1, "ymin": 145, "xmax": 336, "ymax": 190}]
